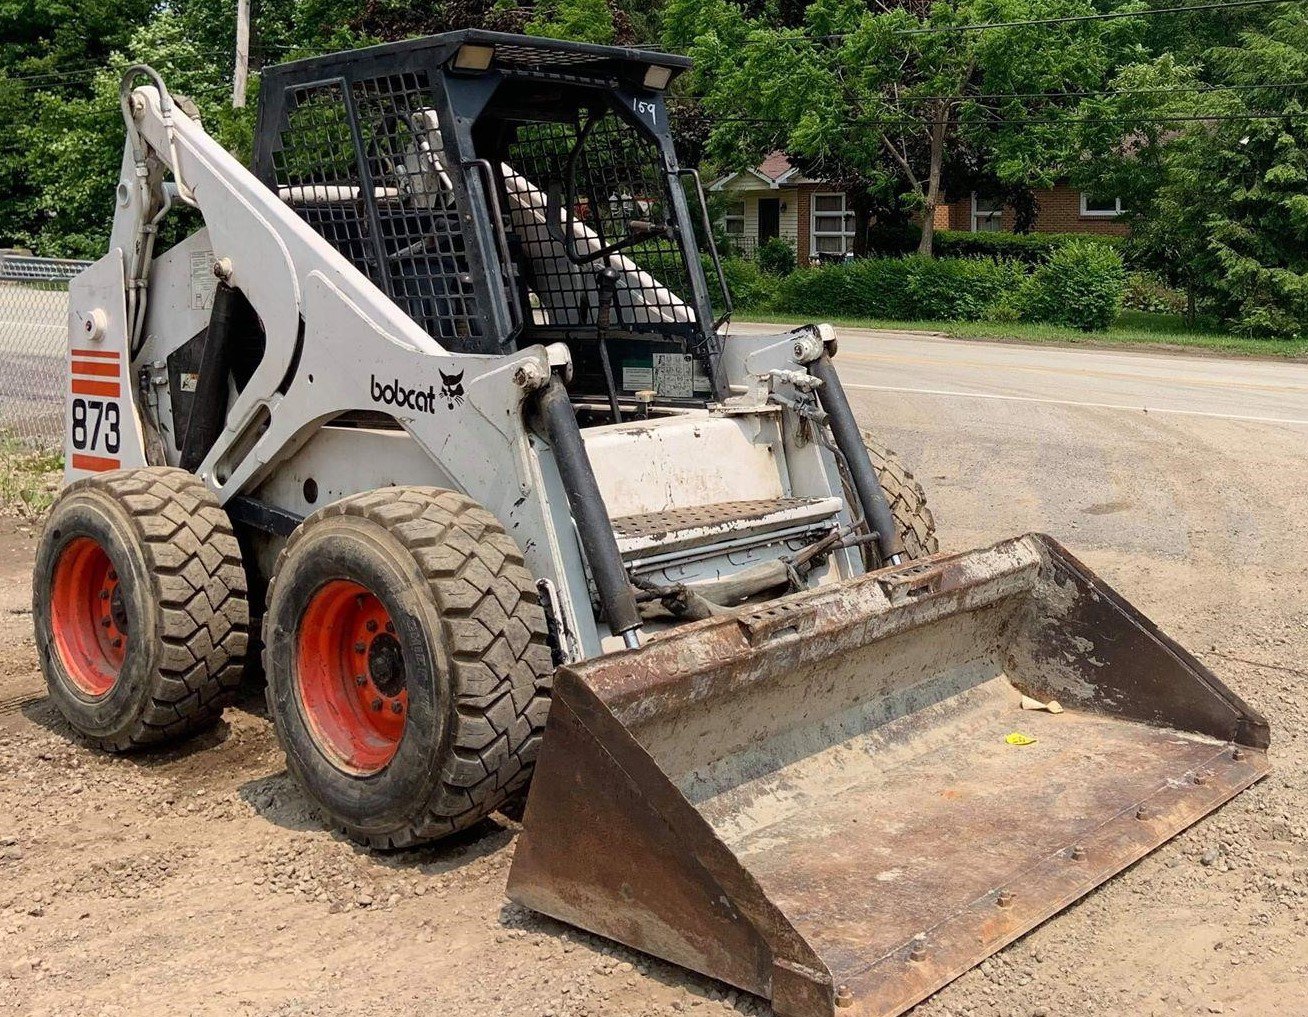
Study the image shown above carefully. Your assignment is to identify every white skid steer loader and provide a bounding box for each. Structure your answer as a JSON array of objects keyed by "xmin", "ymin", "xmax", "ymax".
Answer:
[{"xmin": 33, "ymin": 32, "xmax": 1269, "ymax": 1017}]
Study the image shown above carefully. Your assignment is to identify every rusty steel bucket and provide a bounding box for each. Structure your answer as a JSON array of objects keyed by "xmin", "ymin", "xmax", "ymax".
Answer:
[{"xmin": 507, "ymin": 534, "xmax": 1270, "ymax": 1017}]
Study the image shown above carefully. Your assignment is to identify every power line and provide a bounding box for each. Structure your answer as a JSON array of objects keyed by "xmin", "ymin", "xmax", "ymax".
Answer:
[
  {"xmin": 896, "ymin": 0, "xmax": 1295, "ymax": 35},
  {"xmin": 698, "ymin": 109, "xmax": 1308, "ymax": 128},
  {"xmin": 669, "ymin": 79, "xmax": 1308, "ymax": 108}
]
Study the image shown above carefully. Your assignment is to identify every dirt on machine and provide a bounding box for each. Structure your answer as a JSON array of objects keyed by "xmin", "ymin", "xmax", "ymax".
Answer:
[{"xmin": 30, "ymin": 32, "xmax": 1269, "ymax": 1017}]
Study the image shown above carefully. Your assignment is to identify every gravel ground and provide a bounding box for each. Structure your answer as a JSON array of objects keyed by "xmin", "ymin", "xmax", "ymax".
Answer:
[{"xmin": 1, "ymin": 372, "xmax": 1306, "ymax": 1017}]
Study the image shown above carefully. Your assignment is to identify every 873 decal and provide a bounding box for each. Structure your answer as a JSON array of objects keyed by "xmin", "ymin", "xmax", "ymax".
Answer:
[
  {"xmin": 69, "ymin": 348, "xmax": 123, "ymax": 471},
  {"xmin": 71, "ymin": 398, "xmax": 121, "ymax": 456}
]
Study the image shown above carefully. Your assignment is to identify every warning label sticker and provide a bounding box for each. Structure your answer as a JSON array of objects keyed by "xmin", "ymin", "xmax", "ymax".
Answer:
[
  {"xmin": 621, "ymin": 354, "xmax": 713, "ymax": 398},
  {"xmin": 652, "ymin": 353, "xmax": 694, "ymax": 399},
  {"xmin": 189, "ymin": 250, "xmax": 217, "ymax": 311}
]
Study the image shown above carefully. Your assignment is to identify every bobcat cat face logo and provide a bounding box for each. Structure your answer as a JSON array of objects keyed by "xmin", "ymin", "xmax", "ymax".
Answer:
[{"xmin": 439, "ymin": 369, "xmax": 465, "ymax": 409}]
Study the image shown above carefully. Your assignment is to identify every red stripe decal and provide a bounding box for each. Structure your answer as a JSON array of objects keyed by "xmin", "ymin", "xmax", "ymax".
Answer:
[
  {"xmin": 71, "ymin": 453, "xmax": 120, "ymax": 472},
  {"xmin": 71, "ymin": 360, "xmax": 120, "ymax": 378},
  {"xmin": 70, "ymin": 348, "xmax": 120, "ymax": 360},
  {"xmin": 71, "ymin": 379, "xmax": 120, "ymax": 397}
]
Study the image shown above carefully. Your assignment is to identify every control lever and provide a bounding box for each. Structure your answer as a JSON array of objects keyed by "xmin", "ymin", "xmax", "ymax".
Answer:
[{"xmin": 595, "ymin": 266, "xmax": 623, "ymax": 423}]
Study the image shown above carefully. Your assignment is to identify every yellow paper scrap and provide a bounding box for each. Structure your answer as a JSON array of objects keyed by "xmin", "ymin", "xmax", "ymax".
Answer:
[{"xmin": 1005, "ymin": 732, "xmax": 1038, "ymax": 746}]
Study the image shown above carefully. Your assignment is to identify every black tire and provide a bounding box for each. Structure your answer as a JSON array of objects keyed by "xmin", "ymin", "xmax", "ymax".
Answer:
[
  {"xmin": 32, "ymin": 468, "xmax": 249, "ymax": 751},
  {"xmin": 262, "ymin": 487, "xmax": 553, "ymax": 849},
  {"xmin": 861, "ymin": 432, "xmax": 939, "ymax": 560}
]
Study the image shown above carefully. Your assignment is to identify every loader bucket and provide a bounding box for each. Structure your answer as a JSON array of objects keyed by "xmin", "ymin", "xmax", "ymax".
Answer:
[{"xmin": 508, "ymin": 534, "xmax": 1270, "ymax": 1017}]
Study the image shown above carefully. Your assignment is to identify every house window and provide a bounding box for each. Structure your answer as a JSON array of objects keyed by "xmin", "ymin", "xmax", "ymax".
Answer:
[
  {"xmin": 811, "ymin": 193, "xmax": 854, "ymax": 255},
  {"xmin": 722, "ymin": 198, "xmax": 746, "ymax": 236},
  {"xmin": 971, "ymin": 194, "xmax": 1004, "ymax": 232},
  {"xmin": 1080, "ymin": 193, "xmax": 1126, "ymax": 217}
]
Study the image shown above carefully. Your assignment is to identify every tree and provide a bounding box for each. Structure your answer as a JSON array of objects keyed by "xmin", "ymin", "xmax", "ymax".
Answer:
[
  {"xmin": 672, "ymin": 0, "xmax": 1147, "ymax": 255},
  {"xmin": 1078, "ymin": 5, "xmax": 1308, "ymax": 335}
]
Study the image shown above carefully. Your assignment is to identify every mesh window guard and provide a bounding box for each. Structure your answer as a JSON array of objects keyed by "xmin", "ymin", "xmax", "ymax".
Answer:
[
  {"xmin": 270, "ymin": 74, "xmax": 485, "ymax": 347},
  {"xmin": 498, "ymin": 110, "xmax": 698, "ymax": 336}
]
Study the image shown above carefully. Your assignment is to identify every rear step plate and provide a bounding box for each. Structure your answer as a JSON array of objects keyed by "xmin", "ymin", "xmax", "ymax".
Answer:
[{"xmin": 509, "ymin": 534, "xmax": 1270, "ymax": 1017}]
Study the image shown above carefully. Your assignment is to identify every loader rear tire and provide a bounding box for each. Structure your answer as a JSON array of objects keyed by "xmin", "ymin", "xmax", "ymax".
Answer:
[
  {"xmin": 262, "ymin": 487, "xmax": 553, "ymax": 849},
  {"xmin": 32, "ymin": 468, "xmax": 249, "ymax": 751},
  {"xmin": 862, "ymin": 433, "xmax": 939, "ymax": 560}
]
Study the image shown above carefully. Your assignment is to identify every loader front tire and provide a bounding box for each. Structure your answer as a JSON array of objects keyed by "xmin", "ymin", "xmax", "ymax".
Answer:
[
  {"xmin": 862, "ymin": 434, "xmax": 939, "ymax": 560},
  {"xmin": 33, "ymin": 468, "xmax": 249, "ymax": 751},
  {"xmin": 262, "ymin": 488, "xmax": 553, "ymax": 849}
]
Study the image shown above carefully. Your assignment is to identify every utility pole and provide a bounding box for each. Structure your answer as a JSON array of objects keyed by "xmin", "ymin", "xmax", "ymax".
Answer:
[{"xmin": 233, "ymin": 0, "xmax": 250, "ymax": 108}]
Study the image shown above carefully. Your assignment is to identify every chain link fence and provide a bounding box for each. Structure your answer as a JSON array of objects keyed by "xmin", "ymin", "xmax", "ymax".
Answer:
[{"xmin": 0, "ymin": 253, "xmax": 91, "ymax": 452}]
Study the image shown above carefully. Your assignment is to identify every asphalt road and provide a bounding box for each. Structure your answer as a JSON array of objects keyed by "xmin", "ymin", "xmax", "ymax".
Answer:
[{"xmin": 734, "ymin": 322, "xmax": 1308, "ymax": 572}]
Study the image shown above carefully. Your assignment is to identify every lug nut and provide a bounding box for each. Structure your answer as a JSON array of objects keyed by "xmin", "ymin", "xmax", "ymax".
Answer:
[
  {"xmin": 390, "ymin": 701, "xmax": 403, "ymax": 715},
  {"xmin": 366, "ymin": 619, "xmax": 378, "ymax": 633},
  {"xmin": 1071, "ymin": 845, "xmax": 1087, "ymax": 862},
  {"xmin": 355, "ymin": 642, "xmax": 367, "ymax": 654},
  {"xmin": 112, "ymin": 637, "xmax": 123, "ymax": 649},
  {"xmin": 385, "ymin": 621, "xmax": 395, "ymax": 634},
  {"xmin": 370, "ymin": 698, "xmax": 383, "ymax": 712},
  {"xmin": 99, "ymin": 589, "xmax": 110, "ymax": 600},
  {"xmin": 996, "ymin": 889, "xmax": 1015, "ymax": 908},
  {"xmin": 107, "ymin": 570, "xmax": 116, "ymax": 581},
  {"xmin": 101, "ymin": 617, "xmax": 112, "ymax": 628},
  {"xmin": 835, "ymin": 984, "xmax": 854, "ymax": 1008},
  {"xmin": 1232, "ymin": 747, "xmax": 1247, "ymax": 762},
  {"xmin": 355, "ymin": 675, "xmax": 367, "ymax": 687}
]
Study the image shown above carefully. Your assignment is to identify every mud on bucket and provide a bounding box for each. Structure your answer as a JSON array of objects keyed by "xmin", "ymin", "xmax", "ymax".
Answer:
[{"xmin": 507, "ymin": 533, "xmax": 1269, "ymax": 1017}]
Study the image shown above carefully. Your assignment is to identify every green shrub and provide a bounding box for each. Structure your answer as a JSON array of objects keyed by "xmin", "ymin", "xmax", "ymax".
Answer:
[
  {"xmin": 1015, "ymin": 239, "xmax": 1125, "ymax": 331},
  {"xmin": 771, "ymin": 258, "xmax": 917, "ymax": 319},
  {"xmin": 1122, "ymin": 271, "xmax": 1187, "ymax": 314},
  {"xmin": 935, "ymin": 230, "xmax": 1125, "ymax": 265},
  {"xmin": 865, "ymin": 221, "xmax": 922, "ymax": 255},
  {"xmin": 756, "ymin": 237, "xmax": 797, "ymax": 276},
  {"xmin": 1231, "ymin": 298, "xmax": 1302, "ymax": 339},
  {"xmin": 769, "ymin": 255, "xmax": 1022, "ymax": 321},
  {"xmin": 904, "ymin": 255, "xmax": 1026, "ymax": 321},
  {"xmin": 710, "ymin": 256, "xmax": 778, "ymax": 312}
]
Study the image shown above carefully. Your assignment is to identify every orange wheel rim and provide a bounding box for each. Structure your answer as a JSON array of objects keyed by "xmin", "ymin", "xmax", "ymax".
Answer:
[
  {"xmin": 50, "ymin": 536, "xmax": 127, "ymax": 697},
  {"xmin": 296, "ymin": 579, "xmax": 408, "ymax": 775}
]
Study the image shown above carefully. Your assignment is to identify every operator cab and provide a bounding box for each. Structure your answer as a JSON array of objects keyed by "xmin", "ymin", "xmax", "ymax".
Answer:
[{"xmin": 253, "ymin": 31, "xmax": 731, "ymax": 418}]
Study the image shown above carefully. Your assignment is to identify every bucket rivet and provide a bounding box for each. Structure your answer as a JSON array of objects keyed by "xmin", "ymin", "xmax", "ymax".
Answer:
[
  {"xmin": 909, "ymin": 936, "xmax": 927, "ymax": 962},
  {"xmin": 1071, "ymin": 845, "xmax": 1087, "ymax": 862},
  {"xmin": 835, "ymin": 985, "xmax": 854, "ymax": 1008},
  {"xmin": 996, "ymin": 889, "xmax": 1015, "ymax": 908},
  {"xmin": 1136, "ymin": 805, "xmax": 1149, "ymax": 820},
  {"xmin": 1231, "ymin": 747, "xmax": 1246, "ymax": 762}
]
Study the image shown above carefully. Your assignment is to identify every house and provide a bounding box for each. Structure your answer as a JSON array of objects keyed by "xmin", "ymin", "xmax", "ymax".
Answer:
[
  {"xmin": 932, "ymin": 185, "xmax": 1130, "ymax": 237},
  {"xmin": 710, "ymin": 154, "xmax": 1127, "ymax": 265},
  {"xmin": 709, "ymin": 154, "xmax": 858, "ymax": 265}
]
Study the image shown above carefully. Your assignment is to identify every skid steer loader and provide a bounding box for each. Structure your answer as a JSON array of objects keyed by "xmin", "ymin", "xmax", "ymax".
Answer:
[{"xmin": 33, "ymin": 32, "xmax": 1269, "ymax": 1017}]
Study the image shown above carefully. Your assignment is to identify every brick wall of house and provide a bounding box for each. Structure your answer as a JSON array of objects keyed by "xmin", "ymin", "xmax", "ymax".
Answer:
[
  {"xmin": 933, "ymin": 184, "xmax": 1129, "ymax": 236},
  {"xmin": 796, "ymin": 186, "xmax": 813, "ymax": 267}
]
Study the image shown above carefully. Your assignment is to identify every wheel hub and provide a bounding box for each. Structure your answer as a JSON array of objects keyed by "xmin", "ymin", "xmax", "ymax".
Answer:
[
  {"xmin": 367, "ymin": 633, "xmax": 405, "ymax": 696},
  {"xmin": 50, "ymin": 536, "xmax": 127, "ymax": 697},
  {"xmin": 296, "ymin": 580, "xmax": 408, "ymax": 775}
]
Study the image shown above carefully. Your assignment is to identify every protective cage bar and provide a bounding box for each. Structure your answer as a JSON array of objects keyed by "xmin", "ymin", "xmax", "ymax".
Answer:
[{"xmin": 252, "ymin": 29, "xmax": 728, "ymax": 379}]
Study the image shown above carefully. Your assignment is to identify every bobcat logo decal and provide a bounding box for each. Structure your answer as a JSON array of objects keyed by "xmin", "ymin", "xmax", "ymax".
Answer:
[{"xmin": 439, "ymin": 369, "xmax": 465, "ymax": 410}]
